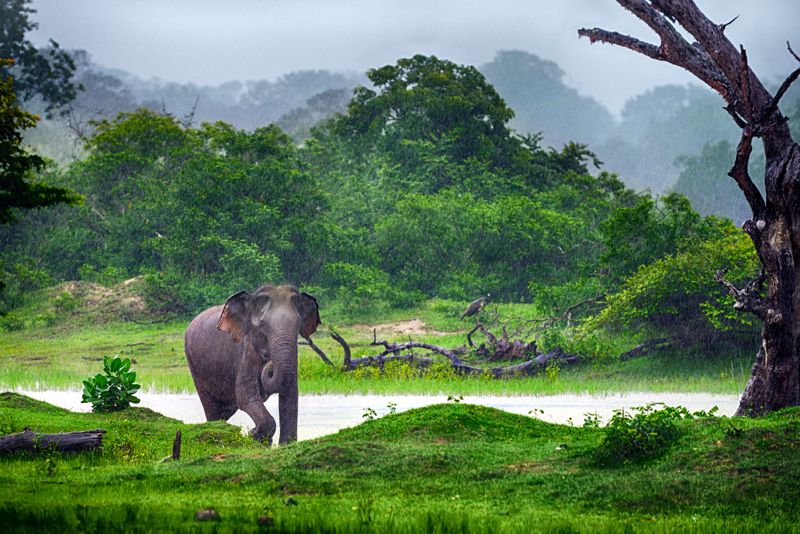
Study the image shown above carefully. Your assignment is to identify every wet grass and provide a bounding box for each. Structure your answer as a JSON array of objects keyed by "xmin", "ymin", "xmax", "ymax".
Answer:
[
  {"xmin": 0, "ymin": 297, "xmax": 753, "ymax": 395},
  {"xmin": 0, "ymin": 392, "xmax": 797, "ymax": 532}
]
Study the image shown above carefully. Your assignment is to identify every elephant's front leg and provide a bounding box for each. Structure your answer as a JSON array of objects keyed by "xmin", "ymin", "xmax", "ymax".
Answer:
[
  {"xmin": 261, "ymin": 362, "xmax": 298, "ymax": 444},
  {"xmin": 278, "ymin": 375, "xmax": 298, "ymax": 444},
  {"xmin": 237, "ymin": 365, "xmax": 276, "ymax": 444}
]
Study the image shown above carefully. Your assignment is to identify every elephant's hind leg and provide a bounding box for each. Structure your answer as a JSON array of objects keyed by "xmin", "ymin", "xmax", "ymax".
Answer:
[{"xmin": 199, "ymin": 397, "xmax": 237, "ymax": 422}]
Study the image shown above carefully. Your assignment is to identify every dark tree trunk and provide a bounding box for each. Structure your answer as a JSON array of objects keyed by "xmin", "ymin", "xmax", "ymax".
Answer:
[{"xmin": 579, "ymin": 0, "xmax": 800, "ymax": 415}]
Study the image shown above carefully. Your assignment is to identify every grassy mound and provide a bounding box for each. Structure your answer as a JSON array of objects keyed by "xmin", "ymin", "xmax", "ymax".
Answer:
[{"xmin": 1, "ymin": 394, "xmax": 799, "ymax": 532}]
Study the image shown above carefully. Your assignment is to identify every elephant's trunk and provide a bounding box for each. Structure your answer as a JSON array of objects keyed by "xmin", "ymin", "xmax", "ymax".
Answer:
[
  {"xmin": 262, "ymin": 334, "xmax": 298, "ymax": 391},
  {"xmin": 261, "ymin": 330, "xmax": 299, "ymax": 444}
]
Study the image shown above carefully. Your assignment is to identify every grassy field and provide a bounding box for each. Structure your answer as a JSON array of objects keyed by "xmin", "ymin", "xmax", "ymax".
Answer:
[
  {"xmin": 1, "ymin": 392, "xmax": 797, "ymax": 532},
  {"xmin": 0, "ymin": 296, "xmax": 754, "ymax": 395}
]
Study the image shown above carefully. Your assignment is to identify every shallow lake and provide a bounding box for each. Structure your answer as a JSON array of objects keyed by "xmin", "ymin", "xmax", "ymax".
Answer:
[{"xmin": 14, "ymin": 389, "xmax": 740, "ymax": 441}]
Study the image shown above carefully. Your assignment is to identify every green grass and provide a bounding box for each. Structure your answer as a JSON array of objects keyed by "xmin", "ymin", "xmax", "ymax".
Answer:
[
  {"xmin": 0, "ymin": 392, "xmax": 797, "ymax": 532},
  {"xmin": 0, "ymin": 296, "xmax": 754, "ymax": 395}
]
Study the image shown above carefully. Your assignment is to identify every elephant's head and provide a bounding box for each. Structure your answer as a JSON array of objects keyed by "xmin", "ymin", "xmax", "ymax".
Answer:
[
  {"xmin": 216, "ymin": 285, "xmax": 320, "ymax": 342},
  {"xmin": 216, "ymin": 284, "xmax": 320, "ymax": 391}
]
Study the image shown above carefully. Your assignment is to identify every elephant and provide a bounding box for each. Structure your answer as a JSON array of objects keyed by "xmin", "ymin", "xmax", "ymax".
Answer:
[{"xmin": 184, "ymin": 284, "xmax": 320, "ymax": 445}]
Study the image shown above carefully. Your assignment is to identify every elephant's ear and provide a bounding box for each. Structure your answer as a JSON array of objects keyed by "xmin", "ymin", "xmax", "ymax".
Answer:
[
  {"xmin": 296, "ymin": 291, "xmax": 321, "ymax": 338},
  {"xmin": 217, "ymin": 290, "xmax": 253, "ymax": 343}
]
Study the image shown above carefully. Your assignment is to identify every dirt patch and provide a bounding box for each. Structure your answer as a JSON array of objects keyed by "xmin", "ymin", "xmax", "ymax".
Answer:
[
  {"xmin": 49, "ymin": 278, "xmax": 148, "ymax": 323},
  {"xmin": 352, "ymin": 318, "xmax": 450, "ymax": 337},
  {"xmin": 506, "ymin": 461, "xmax": 551, "ymax": 473}
]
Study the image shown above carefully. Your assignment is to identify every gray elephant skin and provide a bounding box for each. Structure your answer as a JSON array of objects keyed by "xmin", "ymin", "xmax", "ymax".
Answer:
[{"xmin": 184, "ymin": 284, "xmax": 320, "ymax": 444}]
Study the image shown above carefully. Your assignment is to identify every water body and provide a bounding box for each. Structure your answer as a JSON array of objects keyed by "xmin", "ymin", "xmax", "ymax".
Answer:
[{"xmin": 16, "ymin": 389, "xmax": 740, "ymax": 442}]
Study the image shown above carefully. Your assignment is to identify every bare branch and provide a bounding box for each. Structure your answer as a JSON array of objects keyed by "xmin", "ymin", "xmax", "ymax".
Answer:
[
  {"xmin": 330, "ymin": 330, "xmax": 351, "ymax": 369},
  {"xmin": 723, "ymin": 104, "xmax": 748, "ymax": 129},
  {"xmin": 714, "ymin": 268, "xmax": 768, "ymax": 319},
  {"xmin": 789, "ymin": 41, "xmax": 800, "ymax": 63},
  {"xmin": 619, "ymin": 336, "xmax": 680, "ymax": 361},
  {"xmin": 738, "ymin": 46, "xmax": 754, "ymax": 121},
  {"xmin": 718, "ymin": 15, "xmax": 739, "ymax": 32},
  {"xmin": 728, "ymin": 125, "xmax": 766, "ymax": 218},
  {"xmin": 577, "ymin": 28, "xmax": 661, "ymax": 60},
  {"xmin": 760, "ymin": 66, "xmax": 800, "ymax": 124},
  {"xmin": 300, "ymin": 335, "xmax": 334, "ymax": 367},
  {"xmin": 370, "ymin": 336, "xmax": 465, "ymax": 366}
]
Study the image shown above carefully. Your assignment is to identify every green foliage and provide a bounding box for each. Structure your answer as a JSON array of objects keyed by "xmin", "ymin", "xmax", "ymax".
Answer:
[
  {"xmin": 338, "ymin": 54, "xmax": 517, "ymax": 169},
  {"xmin": 545, "ymin": 360, "xmax": 560, "ymax": 382},
  {"xmin": 596, "ymin": 403, "xmax": 694, "ymax": 466},
  {"xmin": 0, "ymin": 58, "xmax": 79, "ymax": 225},
  {"xmin": 589, "ymin": 218, "xmax": 759, "ymax": 336},
  {"xmin": 81, "ymin": 355, "xmax": 141, "ymax": 412}
]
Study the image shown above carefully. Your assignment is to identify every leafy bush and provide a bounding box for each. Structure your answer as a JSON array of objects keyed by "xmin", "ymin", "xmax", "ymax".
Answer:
[
  {"xmin": 596, "ymin": 403, "xmax": 693, "ymax": 466},
  {"xmin": 587, "ymin": 219, "xmax": 760, "ymax": 337},
  {"xmin": 81, "ymin": 355, "xmax": 141, "ymax": 412}
]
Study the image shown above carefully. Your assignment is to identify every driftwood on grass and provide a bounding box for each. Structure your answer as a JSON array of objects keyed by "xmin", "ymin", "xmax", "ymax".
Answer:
[
  {"xmin": 467, "ymin": 324, "xmax": 537, "ymax": 361},
  {"xmin": 319, "ymin": 326, "xmax": 579, "ymax": 379},
  {"xmin": 0, "ymin": 428, "xmax": 106, "ymax": 454},
  {"xmin": 301, "ymin": 335, "xmax": 335, "ymax": 367}
]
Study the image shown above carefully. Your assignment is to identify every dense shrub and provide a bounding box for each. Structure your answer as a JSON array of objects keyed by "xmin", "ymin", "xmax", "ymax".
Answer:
[{"xmin": 595, "ymin": 404, "xmax": 694, "ymax": 466}]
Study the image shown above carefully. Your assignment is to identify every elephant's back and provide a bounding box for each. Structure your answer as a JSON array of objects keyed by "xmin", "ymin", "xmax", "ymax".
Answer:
[
  {"xmin": 184, "ymin": 305, "xmax": 238, "ymax": 383},
  {"xmin": 185, "ymin": 305, "xmax": 225, "ymax": 354}
]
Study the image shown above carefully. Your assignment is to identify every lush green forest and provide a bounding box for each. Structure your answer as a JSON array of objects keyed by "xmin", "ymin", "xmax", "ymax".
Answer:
[{"xmin": 2, "ymin": 50, "xmax": 769, "ymax": 361}]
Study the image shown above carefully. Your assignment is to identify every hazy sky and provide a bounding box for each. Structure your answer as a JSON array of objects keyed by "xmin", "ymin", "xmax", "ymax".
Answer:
[{"xmin": 29, "ymin": 0, "xmax": 800, "ymax": 114}]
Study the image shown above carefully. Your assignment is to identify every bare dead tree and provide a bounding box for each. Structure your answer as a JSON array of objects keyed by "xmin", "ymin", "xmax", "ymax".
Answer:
[{"xmin": 580, "ymin": 0, "xmax": 800, "ymax": 415}]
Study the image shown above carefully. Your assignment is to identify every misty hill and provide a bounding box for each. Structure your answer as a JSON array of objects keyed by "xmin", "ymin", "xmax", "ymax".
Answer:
[
  {"xmin": 23, "ymin": 50, "xmax": 363, "ymax": 160},
  {"xmin": 480, "ymin": 50, "xmax": 616, "ymax": 149}
]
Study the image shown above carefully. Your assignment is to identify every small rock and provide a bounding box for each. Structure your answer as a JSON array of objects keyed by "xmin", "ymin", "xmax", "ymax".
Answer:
[
  {"xmin": 195, "ymin": 508, "xmax": 220, "ymax": 521},
  {"xmin": 257, "ymin": 515, "xmax": 274, "ymax": 526},
  {"xmin": 284, "ymin": 497, "xmax": 298, "ymax": 506}
]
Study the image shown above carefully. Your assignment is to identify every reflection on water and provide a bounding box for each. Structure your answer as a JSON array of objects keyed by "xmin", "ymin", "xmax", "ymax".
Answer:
[{"xmin": 15, "ymin": 389, "xmax": 739, "ymax": 442}]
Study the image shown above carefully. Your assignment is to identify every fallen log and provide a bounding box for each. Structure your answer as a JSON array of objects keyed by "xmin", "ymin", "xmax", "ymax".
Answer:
[
  {"xmin": 451, "ymin": 347, "xmax": 580, "ymax": 378},
  {"xmin": 0, "ymin": 428, "xmax": 106, "ymax": 454}
]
